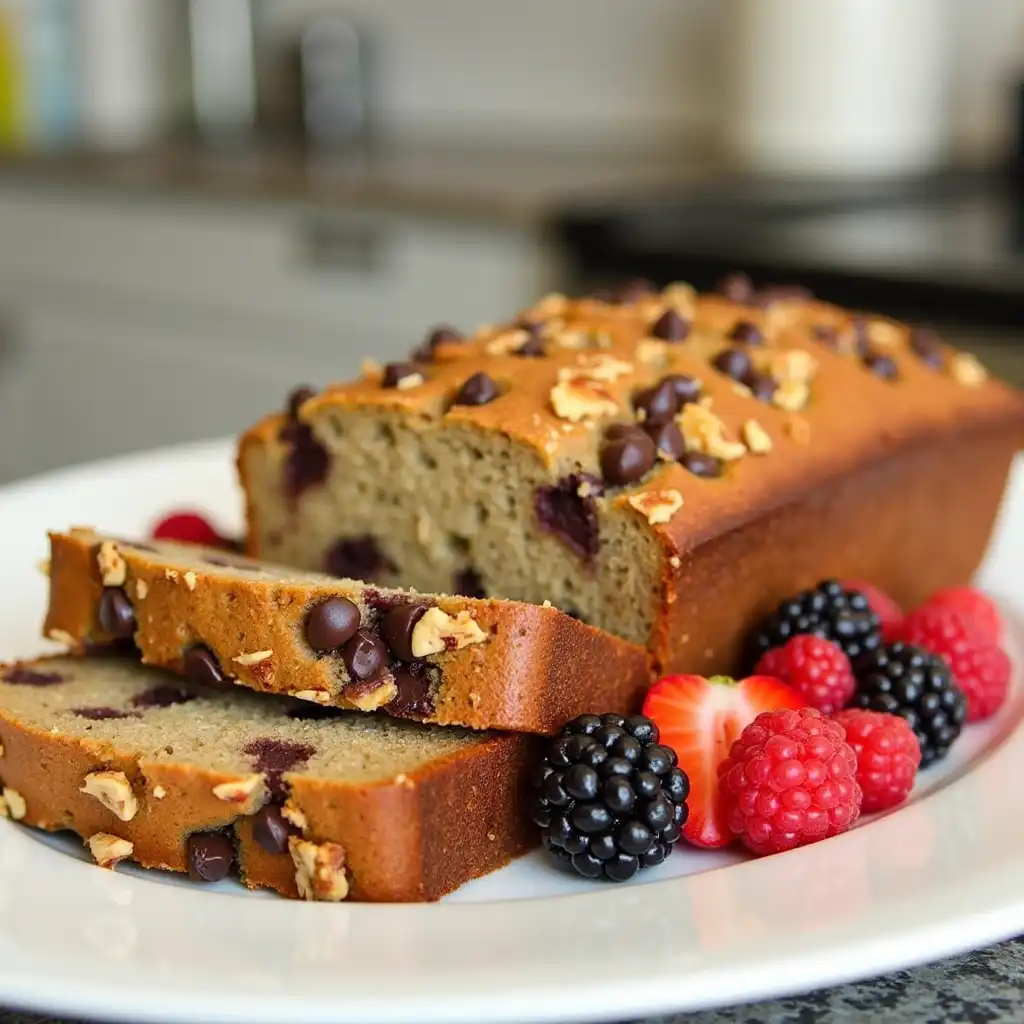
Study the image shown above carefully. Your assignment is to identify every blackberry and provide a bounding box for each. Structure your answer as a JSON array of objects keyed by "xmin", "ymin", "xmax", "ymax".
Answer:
[
  {"xmin": 532, "ymin": 712, "xmax": 689, "ymax": 882},
  {"xmin": 851, "ymin": 642, "xmax": 967, "ymax": 768},
  {"xmin": 750, "ymin": 580, "xmax": 882, "ymax": 666}
]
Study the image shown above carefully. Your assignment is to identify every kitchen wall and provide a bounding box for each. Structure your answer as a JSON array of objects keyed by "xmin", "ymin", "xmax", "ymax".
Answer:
[{"xmin": 263, "ymin": 0, "xmax": 1023, "ymax": 164}]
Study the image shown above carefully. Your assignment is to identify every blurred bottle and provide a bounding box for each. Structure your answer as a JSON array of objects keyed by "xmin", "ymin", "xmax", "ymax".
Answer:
[
  {"xmin": 722, "ymin": 0, "xmax": 952, "ymax": 178},
  {"xmin": 188, "ymin": 0, "xmax": 257, "ymax": 146},
  {"xmin": 0, "ymin": 1, "xmax": 26, "ymax": 150},
  {"xmin": 77, "ymin": 0, "xmax": 173, "ymax": 149},
  {"xmin": 21, "ymin": 0, "xmax": 77, "ymax": 149}
]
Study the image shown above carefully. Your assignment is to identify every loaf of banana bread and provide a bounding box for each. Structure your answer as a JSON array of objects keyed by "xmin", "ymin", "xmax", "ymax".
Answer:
[
  {"xmin": 0, "ymin": 655, "xmax": 538, "ymax": 901},
  {"xmin": 238, "ymin": 279, "xmax": 1024, "ymax": 675},
  {"xmin": 43, "ymin": 528, "xmax": 651, "ymax": 733}
]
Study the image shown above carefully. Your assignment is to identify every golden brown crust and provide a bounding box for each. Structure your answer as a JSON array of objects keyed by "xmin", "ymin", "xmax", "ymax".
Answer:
[
  {"xmin": 237, "ymin": 285, "xmax": 1024, "ymax": 670},
  {"xmin": 0, "ymin": 657, "xmax": 539, "ymax": 902},
  {"xmin": 44, "ymin": 531, "xmax": 652, "ymax": 734}
]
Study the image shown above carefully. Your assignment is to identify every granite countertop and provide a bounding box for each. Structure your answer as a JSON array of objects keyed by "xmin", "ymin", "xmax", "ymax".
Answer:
[
  {"xmin": 0, "ymin": 143, "xmax": 712, "ymax": 228},
  {"xmin": 2, "ymin": 936, "xmax": 1022, "ymax": 1024}
]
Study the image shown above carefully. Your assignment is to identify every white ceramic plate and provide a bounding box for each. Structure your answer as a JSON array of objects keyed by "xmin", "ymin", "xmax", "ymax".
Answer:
[{"xmin": 0, "ymin": 440, "xmax": 1021, "ymax": 1024}]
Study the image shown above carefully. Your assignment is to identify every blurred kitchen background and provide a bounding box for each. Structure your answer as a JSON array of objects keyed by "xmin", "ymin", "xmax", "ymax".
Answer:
[{"xmin": 0, "ymin": 0, "xmax": 1021, "ymax": 482}]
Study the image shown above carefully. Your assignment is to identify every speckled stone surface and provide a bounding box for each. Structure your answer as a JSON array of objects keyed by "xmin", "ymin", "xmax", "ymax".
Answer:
[{"xmin": 3, "ymin": 937, "xmax": 1024, "ymax": 1023}]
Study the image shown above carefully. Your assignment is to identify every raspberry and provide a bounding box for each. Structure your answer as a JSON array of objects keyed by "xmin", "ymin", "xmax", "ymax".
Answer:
[
  {"xmin": 832, "ymin": 709, "xmax": 921, "ymax": 813},
  {"xmin": 891, "ymin": 606, "xmax": 1011, "ymax": 722},
  {"xmin": 754, "ymin": 635, "xmax": 854, "ymax": 714},
  {"xmin": 923, "ymin": 586, "xmax": 1003, "ymax": 645},
  {"xmin": 718, "ymin": 707, "xmax": 861, "ymax": 856},
  {"xmin": 842, "ymin": 580, "xmax": 903, "ymax": 639},
  {"xmin": 152, "ymin": 512, "xmax": 224, "ymax": 547}
]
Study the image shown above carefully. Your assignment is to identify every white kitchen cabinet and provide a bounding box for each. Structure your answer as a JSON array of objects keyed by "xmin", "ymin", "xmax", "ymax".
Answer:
[{"xmin": 0, "ymin": 184, "xmax": 556, "ymax": 481}]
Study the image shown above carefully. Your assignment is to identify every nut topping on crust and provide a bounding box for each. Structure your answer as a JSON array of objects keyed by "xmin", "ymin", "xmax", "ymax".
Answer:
[
  {"xmin": 628, "ymin": 489, "xmax": 684, "ymax": 525},
  {"xmin": 0, "ymin": 787, "xmax": 26, "ymax": 820},
  {"xmin": 281, "ymin": 802, "xmax": 308, "ymax": 833},
  {"xmin": 233, "ymin": 650, "xmax": 273, "ymax": 666},
  {"xmin": 345, "ymin": 680, "xmax": 398, "ymax": 711},
  {"xmin": 742, "ymin": 419, "xmax": 773, "ymax": 455},
  {"xmin": 183, "ymin": 571, "xmax": 198, "ymax": 591},
  {"xmin": 87, "ymin": 833, "xmax": 134, "ymax": 868},
  {"xmin": 772, "ymin": 379, "xmax": 810, "ymax": 413},
  {"xmin": 679, "ymin": 404, "xmax": 746, "ymax": 462},
  {"xmin": 561, "ymin": 356, "xmax": 634, "ymax": 383},
  {"xmin": 212, "ymin": 774, "xmax": 265, "ymax": 807},
  {"xmin": 97, "ymin": 541, "xmax": 127, "ymax": 587},
  {"xmin": 81, "ymin": 770, "xmax": 138, "ymax": 822},
  {"xmin": 410, "ymin": 607, "xmax": 488, "ymax": 658},
  {"xmin": 135, "ymin": 579, "xmax": 149, "ymax": 600},
  {"xmin": 770, "ymin": 349, "xmax": 818, "ymax": 384},
  {"xmin": 550, "ymin": 378, "xmax": 620, "ymax": 422},
  {"xmin": 950, "ymin": 353, "xmax": 988, "ymax": 387},
  {"xmin": 290, "ymin": 837, "xmax": 349, "ymax": 902}
]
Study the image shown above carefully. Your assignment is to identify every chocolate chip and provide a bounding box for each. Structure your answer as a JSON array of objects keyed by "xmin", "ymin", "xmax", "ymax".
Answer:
[
  {"xmin": 412, "ymin": 325, "xmax": 463, "ymax": 362},
  {"xmin": 662, "ymin": 373, "xmax": 702, "ymax": 406},
  {"xmin": 324, "ymin": 535, "xmax": 395, "ymax": 582},
  {"xmin": 341, "ymin": 628, "xmax": 388, "ymax": 682},
  {"xmin": 286, "ymin": 386, "xmax": 316, "ymax": 419},
  {"xmin": 187, "ymin": 832, "xmax": 235, "ymax": 882},
  {"xmin": 252, "ymin": 805, "xmax": 293, "ymax": 855},
  {"xmin": 73, "ymin": 706, "xmax": 136, "ymax": 720},
  {"xmin": 862, "ymin": 351, "xmax": 900, "ymax": 381},
  {"xmin": 452, "ymin": 372, "xmax": 499, "ymax": 407},
  {"xmin": 386, "ymin": 664, "xmax": 436, "ymax": 720},
  {"xmin": 711, "ymin": 347, "xmax": 753, "ymax": 381},
  {"xmin": 728, "ymin": 320, "xmax": 763, "ymax": 345},
  {"xmin": 811, "ymin": 324, "xmax": 839, "ymax": 346},
  {"xmin": 379, "ymin": 604, "xmax": 429, "ymax": 662},
  {"xmin": 305, "ymin": 597, "xmax": 361, "ymax": 652},
  {"xmin": 452, "ymin": 568, "xmax": 486, "ymax": 598},
  {"xmin": 183, "ymin": 646, "xmax": 227, "ymax": 689},
  {"xmin": 633, "ymin": 380, "xmax": 679, "ymax": 425},
  {"xmin": 2, "ymin": 667, "xmax": 65, "ymax": 686},
  {"xmin": 717, "ymin": 272, "xmax": 755, "ymax": 304},
  {"xmin": 132, "ymin": 684, "xmax": 197, "ymax": 708},
  {"xmin": 643, "ymin": 420, "xmax": 685, "ymax": 461},
  {"xmin": 611, "ymin": 278, "xmax": 655, "ymax": 304},
  {"xmin": 600, "ymin": 425, "xmax": 656, "ymax": 486},
  {"xmin": 680, "ymin": 451, "xmax": 723, "ymax": 478},
  {"xmin": 744, "ymin": 372, "xmax": 778, "ymax": 403},
  {"xmin": 382, "ymin": 362, "xmax": 421, "ymax": 388},
  {"xmin": 359, "ymin": 587, "xmax": 407, "ymax": 613},
  {"xmin": 98, "ymin": 588, "xmax": 135, "ymax": 640},
  {"xmin": 515, "ymin": 334, "xmax": 546, "ymax": 357},
  {"xmin": 650, "ymin": 309, "xmax": 689, "ymax": 342},
  {"xmin": 909, "ymin": 328, "xmax": 944, "ymax": 369},
  {"xmin": 281, "ymin": 421, "xmax": 329, "ymax": 499},
  {"xmin": 244, "ymin": 738, "xmax": 315, "ymax": 801},
  {"xmin": 534, "ymin": 474, "xmax": 603, "ymax": 561}
]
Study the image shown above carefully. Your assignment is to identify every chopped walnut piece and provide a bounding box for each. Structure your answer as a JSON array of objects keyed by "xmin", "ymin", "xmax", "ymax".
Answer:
[
  {"xmin": 152, "ymin": 785, "xmax": 167, "ymax": 800},
  {"xmin": 628, "ymin": 489, "xmax": 684, "ymax": 526},
  {"xmin": 661, "ymin": 282, "xmax": 697, "ymax": 316},
  {"xmin": 635, "ymin": 339, "xmax": 668, "ymax": 366},
  {"xmin": 183, "ymin": 571, "xmax": 197, "ymax": 591},
  {"xmin": 291, "ymin": 689, "xmax": 332, "ymax": 705},
  {"xmin": 731, "ymin": 382, "xmax": 753, "ymax": 399},
  {"xmin": 410, "ymin": 607, "xmax": 488, "ymax": 658},
  {"xmin": 528, "ymin": 293, "xmax": 569, "ymax": 319},
  {"xmin": 36, "ymin": 559, "xmax": 50, "ymax": 578},
  {"xmin": 773, "ymin": 380, "xmax": 810, "ymax": 412},
  {"xmin": 485, "ymin": 328, "xmax": 530, "ymax": 356},
  {"xmin": 135, "ymin": 579, "xmax": 149, "ymax": 600},
  {"xmin": 678, "ymin": 404, "xmax": 746, "ymax": 462},
  {"xmin": 164, "ymin": 569, "xmax": 179, "ymax": 582},
  {"xmin": 281, "ymin": 802, "xmax": 308, "ymax": 833},
  {"xmin": 869, "ymin": 320, "xmax": 903, "ymax": 349},
  {"xmin": 395, "ymin": 371, "xmax": 425, "ymax": 390},
  {"xmin": 770, "ymin": 349, "xmax": 818, "ymax": 384},
  {"xmin": 742, "ymin": 419, "xmax": 773, "ymax": 454},
  {"xmin": 360, "ymin": 357, "xmax": 383, "ymax": 377},
  {"xmin": 1, "ymin": 787, "xmax": 26, "ymax": 820},
  {"xmin": 560, "ymin": 355, "xmax": 634, "ymax": 383},
  {"xmin": 212, "ymin": 774, "xmax": 265, "ymax": 807},
  {"xmin": 290, "ymin": 837, "xmax": 349, "ymax": 902},
  {"xmin": 47, "ymin": 628, "xmax": 77, "ymax": 647},
  {"xmin": 233, "ymin": 650, "xmax": 273, "ymax": 666},
  {"xmin": 97, "ymin": 541, "xmax": 127, "ymax": 587},
  {"xmin": 346, "ymin": 680, "xmax": 398, "ymax": 711},
  {"xmin": 950, "ymin": 352, "xmax": 988, "ymax": 387},
  {"xmin": 550, "ymin": 378, "xmax": 619, "ymax": 422},
  {"xmin": 81, "ymin": 770, "xmax": 138, "ymax": 822},
  {"xmin": 87, "ymin": 833, "xmax": 134, "ymax": 868}
]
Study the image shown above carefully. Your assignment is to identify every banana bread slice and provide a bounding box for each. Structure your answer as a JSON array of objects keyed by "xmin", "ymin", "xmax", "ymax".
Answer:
[
  {"xmin": 44, "ymin": 528, "xmax": 651, "ymax": 734},
  {"xmin": 238, "ymin": 281, "xmax": 1024, "ymax": 675},
  {"xmin": 0, "ymin": 655, "xmax": 538, "ymax": 902}
]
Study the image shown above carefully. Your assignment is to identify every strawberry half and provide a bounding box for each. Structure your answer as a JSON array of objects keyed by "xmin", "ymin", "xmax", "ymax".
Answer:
[{"xmin": 642, "ymin": 674, "xmax": 804, "ymax": 848}]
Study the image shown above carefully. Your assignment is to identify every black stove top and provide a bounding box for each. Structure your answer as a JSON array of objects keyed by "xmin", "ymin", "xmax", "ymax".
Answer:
[{"xmin": 556, "ymin": 170, "xmax": 1024, "ymax": 328}]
